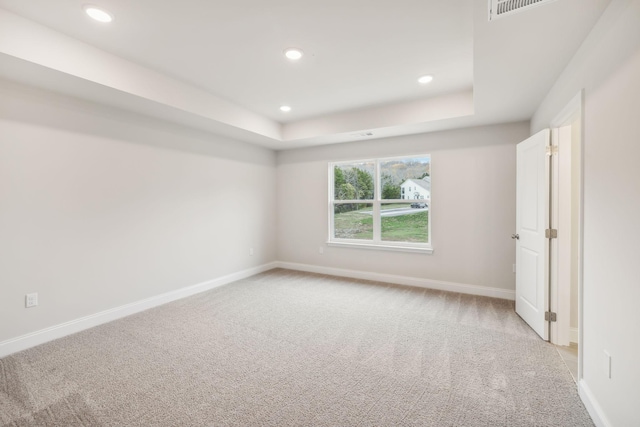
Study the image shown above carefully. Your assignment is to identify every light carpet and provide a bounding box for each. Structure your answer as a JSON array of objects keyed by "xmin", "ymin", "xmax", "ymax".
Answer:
[{"xmin": 0, "ymin": 269, "xmax": 593, "ymax": 426}]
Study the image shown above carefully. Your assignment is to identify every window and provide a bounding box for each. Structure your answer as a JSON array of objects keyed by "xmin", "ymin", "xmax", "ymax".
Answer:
[{"xmin": 329, "ymin": 155, "xmax": 432, "ymax": 253}]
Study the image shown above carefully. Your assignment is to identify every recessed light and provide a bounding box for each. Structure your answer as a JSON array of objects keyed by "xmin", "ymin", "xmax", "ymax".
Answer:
[
  {"xmin": 418, "ymin": 75, "xmax": 434, "ymax": 84},
  {"xmin": 284, "ymin": 48, "xmax": 303, "ymax": 61},
  {"xmin": 280, "ymin": 105, "xmax": 292, "ymax": 112},
  {"xmin": 84, "ymin": 5, "xmax": 113, "ymax": 23}
]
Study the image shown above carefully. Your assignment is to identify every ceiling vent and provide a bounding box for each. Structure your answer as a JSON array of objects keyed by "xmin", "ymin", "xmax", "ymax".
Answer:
[{"xmin": 489, "ymin": 0, "xmax": 557, "ymax": 21}]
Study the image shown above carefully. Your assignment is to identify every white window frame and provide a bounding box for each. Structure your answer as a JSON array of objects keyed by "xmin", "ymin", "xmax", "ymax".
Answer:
[{"xmin": 328, "ymin": 155, "xmax": 433, "ymax": 254}]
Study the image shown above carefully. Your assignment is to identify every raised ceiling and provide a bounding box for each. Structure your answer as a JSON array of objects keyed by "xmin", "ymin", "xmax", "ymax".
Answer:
[{"xmin": 0, "ymin": 0, "xmax": 612, "ymax": 149}]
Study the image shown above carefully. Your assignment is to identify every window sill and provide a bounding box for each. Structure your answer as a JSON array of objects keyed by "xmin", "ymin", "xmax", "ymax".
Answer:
[{"xmin": 327, "ymin": 241, "xmax": 434, "ymax": 254}]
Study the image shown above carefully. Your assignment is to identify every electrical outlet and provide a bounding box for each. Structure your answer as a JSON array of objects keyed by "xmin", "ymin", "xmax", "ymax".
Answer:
[
  {"xmin": 512, "ymin": 264, "xmax": 516, "ymax": 273},
  {"xmin": 319, "ymin": 246, "xmax": 324, "ymax": 255},
  {"xmin": 25, "ymin": 293, "xmax": 38, "ymax": 308},
  {"xmin": 249, "ymin": 248, "xmax": 254, "ymax": 256}
]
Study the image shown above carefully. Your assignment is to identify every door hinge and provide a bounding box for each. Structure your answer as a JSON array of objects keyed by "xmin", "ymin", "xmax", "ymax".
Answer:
[
  {"xmin": 546, "ymin": 145, "xmax": 558, "ymax": 156},
  {"xmin": 545, "ymin": 228, "xmax": 558, "ymax": 239},
  {"xmin": 545, "ymin": 311, "xmax": 557, "ymax": 322}
]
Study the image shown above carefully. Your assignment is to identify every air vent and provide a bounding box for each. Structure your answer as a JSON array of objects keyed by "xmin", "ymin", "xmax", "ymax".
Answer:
[{"xmin": 489, "ymin": 0, "xmax": 557, "ymax": 21}]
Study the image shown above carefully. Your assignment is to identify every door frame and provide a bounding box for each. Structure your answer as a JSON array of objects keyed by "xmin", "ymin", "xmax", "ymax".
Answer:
[{"xmin": 549, "ymin": 90, "xmax": 584, "ymax": 380}]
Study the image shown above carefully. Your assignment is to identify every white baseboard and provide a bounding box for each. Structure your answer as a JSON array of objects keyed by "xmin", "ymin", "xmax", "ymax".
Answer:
[
  {"xmin": 0, "ymin": 262, "xmax": 278, "ymax": 358},
  {"xmin": 275, "ymin": 261, "xmax": 515, "ymax": 300},
  {"xmin": 579, "ymin": 380, "xmax": 611, "ymax": 427},
  {"xmin": 570, "ymin": 327, "xmax": 579, "ymax": 344}
]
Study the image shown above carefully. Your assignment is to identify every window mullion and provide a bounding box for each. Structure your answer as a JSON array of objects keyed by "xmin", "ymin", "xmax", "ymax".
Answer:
[{"xmin": 373, "ymin": 160, "xmax": 381, "ymax": 242}]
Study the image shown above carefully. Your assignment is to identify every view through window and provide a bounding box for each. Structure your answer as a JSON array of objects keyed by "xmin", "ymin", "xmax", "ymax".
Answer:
[{"xmin": 330, "ymin": 155, "xmax": 431, "ymax": 250}]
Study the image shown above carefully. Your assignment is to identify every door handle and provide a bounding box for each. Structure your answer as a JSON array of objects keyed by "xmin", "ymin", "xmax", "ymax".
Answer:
[{"xmin": 511, "ymin": 234, "xmax": 520, "ymax": 240}]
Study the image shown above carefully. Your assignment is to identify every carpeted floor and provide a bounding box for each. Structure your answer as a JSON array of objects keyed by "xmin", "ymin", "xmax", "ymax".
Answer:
[{"xmin": 1, "ymin": 269, "xmax": 593, "ymax": 426}]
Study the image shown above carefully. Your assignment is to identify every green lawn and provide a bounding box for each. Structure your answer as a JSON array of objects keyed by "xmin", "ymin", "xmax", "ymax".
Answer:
[
  {"xmin": 334, "ymin": 209, "xmax": 373, "ymax": 239},
  {"xmin": 381, "ymin": 211, "xmax": 428, "ymax": 242},
  {"xmin": 334, "ymin": 207, "xmax": 428, "ymax": 242}
]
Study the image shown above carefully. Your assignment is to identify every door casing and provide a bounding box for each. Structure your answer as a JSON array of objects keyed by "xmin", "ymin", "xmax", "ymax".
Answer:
[{"xmin": 549, "ymin": 91, "xmax": 584, "ymax": 382}]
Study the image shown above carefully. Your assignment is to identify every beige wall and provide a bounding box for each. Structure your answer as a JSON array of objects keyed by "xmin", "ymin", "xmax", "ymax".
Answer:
[
  {"xmin": 277, "ymin": 122, "xmax": 529, "ymax": 292},
  {"xmin": 531, "ymin": 0, "xmax": 640, "ymax": 424},
  {"xmin": 0, "ymin": 81, "xmax": 277, "ymax": 343}
]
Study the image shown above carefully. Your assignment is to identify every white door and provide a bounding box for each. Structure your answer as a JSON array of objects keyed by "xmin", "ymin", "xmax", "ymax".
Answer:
[{"xmin": 515, "ymin": 129, "xmax": 550, "ymax": 340}]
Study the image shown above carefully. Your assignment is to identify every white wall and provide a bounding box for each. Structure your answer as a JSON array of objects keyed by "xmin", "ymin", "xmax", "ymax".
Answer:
[
  {"xmin": 0, "ymin": 81, "xmax": 277, "ymax": 344},
  {"xmin": 531, "ymin": 0, "xmax": 640, "ymax": 425},
  {"xmin": 277, "ymin": 122, "xmax": 529, "ymax": 293}
]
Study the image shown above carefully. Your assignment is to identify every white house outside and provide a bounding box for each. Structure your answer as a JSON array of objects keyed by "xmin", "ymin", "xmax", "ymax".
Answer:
[{"xmin": 400, "ymin": 177, "xmax": 430, "ymax": 200}]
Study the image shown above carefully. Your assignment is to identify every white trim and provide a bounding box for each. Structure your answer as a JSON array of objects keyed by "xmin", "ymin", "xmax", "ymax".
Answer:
[
  {"xmin": 549, "ymin": 127, "xmax": 561, "ymax": 344},
  {"xmin": 327, "ymin": 241, "xmax": 433, "ymax": 254},
  {"xmin": 550, "ymin": 90, "xmax": 583, "ymax": 128},
  {"xmin": 570, "ymin": 327, "xmax": 579, "ymax": 344},
  {"xmin": 579, "ymin": 380, "xmax": 612, "ymax": 427},
  {"xmin": 276, "ymin": 261, "xmax": 515, "ymax": 300},
  {"xmin": 550, "ymin": 124, "xmax": 572, "ymax": 347},
  {"xmin": 549, "ymin": 89, "xmax": 585, "ymax": 379},
  {"xmin": 0, "ymin": 262, "xmax": 278, "ymax": 358}
]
